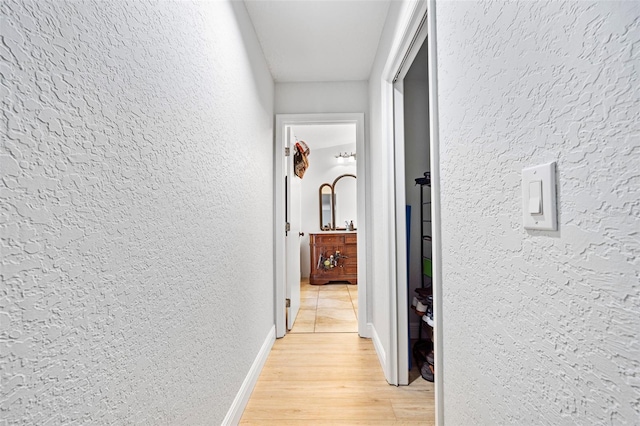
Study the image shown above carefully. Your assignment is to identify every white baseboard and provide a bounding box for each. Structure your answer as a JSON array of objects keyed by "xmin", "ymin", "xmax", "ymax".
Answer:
[
  {"xmin": 370, "ymin": 323, "xmax": 388, "ymax": 382},
  {"xmin": 222, "ymin": 325, "xmax": 275, "ymax": 426}
]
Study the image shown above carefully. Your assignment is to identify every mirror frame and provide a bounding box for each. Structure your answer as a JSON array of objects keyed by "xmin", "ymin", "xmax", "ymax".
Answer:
[
  {"xmin": 332, "ymin": 174, "xmax": 356, "ymax": 230},
  {"xmin": 318, "ymin": 174, "xmax": 356, "ymax": 231},
  {"xmin": 318, "ymin": 183, "xmax": 334, "ymax": 230}
]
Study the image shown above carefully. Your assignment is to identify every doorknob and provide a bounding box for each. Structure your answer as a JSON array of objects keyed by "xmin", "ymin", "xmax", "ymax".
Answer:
[{"xmin": 299, "ymin": 232, "xmax": 305, "ymax": 237}]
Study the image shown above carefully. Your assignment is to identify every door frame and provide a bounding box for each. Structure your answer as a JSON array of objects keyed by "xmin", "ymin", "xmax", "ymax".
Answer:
[
  {"xmin": 274, "ymin": 113, "xmax": 367, "ymax": 339},
  {"xmin": 382, "ymin": 0, "xmax": 444, "ymax": 424},
  {"xmin": 381, "ymin": 0, "xmax": 428, "ymax": 388}
]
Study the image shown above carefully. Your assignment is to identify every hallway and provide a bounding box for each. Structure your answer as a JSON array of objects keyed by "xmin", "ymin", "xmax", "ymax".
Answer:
[
  {"xmin": 3, "ymin": 0, "xmax": 638, "ymax": 424},
  {"xmin": 240, "ymin": 332, "xmax": 435, "ymax": 424}
]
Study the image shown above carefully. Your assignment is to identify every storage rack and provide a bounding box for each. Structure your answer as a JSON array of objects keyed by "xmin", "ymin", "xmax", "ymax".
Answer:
[{"xmin": 416, "ymin": 172, "xmax": 432, "ymax": 341}]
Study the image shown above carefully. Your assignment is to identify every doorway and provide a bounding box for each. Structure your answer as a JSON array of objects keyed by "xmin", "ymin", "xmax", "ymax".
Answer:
[
  {"xmin": 288, "ymin": 123, "xmax": 358, "ymax": 333},
  {"xmin": 401, "ymin": 36, "xmax": 432, "ymax": 379},
  {"xmin": 274, "ymin": 113, "xmax": 367, "ymax": 339},
  {"xmin": 384, "ymin": 0, "xmax": 443, "ymax": 423}
]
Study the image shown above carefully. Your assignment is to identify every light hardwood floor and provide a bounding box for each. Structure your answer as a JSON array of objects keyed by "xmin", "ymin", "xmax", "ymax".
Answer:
[{"xmin": 240, "ymin": 281, "xmax": 435, "ymax": 425}]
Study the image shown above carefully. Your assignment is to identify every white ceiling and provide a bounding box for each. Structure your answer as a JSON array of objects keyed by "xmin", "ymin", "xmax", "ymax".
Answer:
[
  {"xmin": 243, "ymin": 0, "xmax": 391, "ymax": 82},
  {"xmin": 290, "ymin": 124, "xmax": 356, "ymax": 150}
]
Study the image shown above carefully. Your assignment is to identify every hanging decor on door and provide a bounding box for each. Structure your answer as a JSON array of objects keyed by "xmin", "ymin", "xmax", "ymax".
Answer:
[{"xmin": 294, "ymin": 140, "xmax": 310, "ymax": 179}]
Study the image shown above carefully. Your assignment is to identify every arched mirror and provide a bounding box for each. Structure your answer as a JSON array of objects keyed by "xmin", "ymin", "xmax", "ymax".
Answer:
[
  {"xmin": 319, "ymin": 184, "xmax": 333, "ymax": 230},
  {"xmin": 318, "ymin": 174, "xmax": 357, "ymax": 230},
  {"xmin": 332, "ymin": 174, "xmax": 357, "ymax": 230}
]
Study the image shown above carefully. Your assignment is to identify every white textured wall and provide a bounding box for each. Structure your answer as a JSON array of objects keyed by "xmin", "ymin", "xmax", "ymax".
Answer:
[
  {"xmin": 275, "ymin": 81, "xmax": 368, "ymax": 114},
  {"xmin": 436, "ymin": 1, "xmax": 640, "ymax": 424},
  {"xmin": 1, "ymin": 1, "xmax": 274, "ymax": 423}
]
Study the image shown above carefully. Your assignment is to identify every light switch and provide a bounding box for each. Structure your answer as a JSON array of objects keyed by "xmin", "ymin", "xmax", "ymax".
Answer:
[
  {"xmin": 528, "ymin": 180, "xmax": 542, "ymax": 214},
  {"xmin": 522, "ymin": 162, "xmax": 557, "ymax": 231}
]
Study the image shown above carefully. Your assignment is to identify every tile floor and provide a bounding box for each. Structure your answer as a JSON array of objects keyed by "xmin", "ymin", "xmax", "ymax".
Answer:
[{"xmin": 289, "ymin": 278, "xmax": 358, "ymax": 333}]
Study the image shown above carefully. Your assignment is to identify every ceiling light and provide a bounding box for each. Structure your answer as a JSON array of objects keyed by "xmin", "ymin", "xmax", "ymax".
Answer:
[{"xmin": 336, "ymin": 152, "xmax": 356, "ymax": 164}]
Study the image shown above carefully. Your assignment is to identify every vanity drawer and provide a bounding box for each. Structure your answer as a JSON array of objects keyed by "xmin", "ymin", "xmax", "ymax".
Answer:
[
  {"xmin": 342, "ymin": 265, "xmax": 358, "ymax": 275},
  {"xmin": 342, "ymin": 259, "xmax": 357, "ymax": 269},
  {"xmin": 311, "ymin": 234, "xmax": 344, "ymax": 244},
  {"xmin": 342, "ymin": 244, "xmax": 357, "ymax": 255},
  {"xmin": 344, "ymin": 234, "xmax": 357, "ymax": 244}
]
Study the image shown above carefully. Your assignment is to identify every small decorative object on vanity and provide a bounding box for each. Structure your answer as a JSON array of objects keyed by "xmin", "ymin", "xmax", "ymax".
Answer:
[{"xmin": 309, "ymin": 232, "xmax": 357, "ymax": 285}]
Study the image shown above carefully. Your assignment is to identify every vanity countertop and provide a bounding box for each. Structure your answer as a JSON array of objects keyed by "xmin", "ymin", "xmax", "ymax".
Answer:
[{"xmin": 311, "ymin": 230, "xmax": 356, "ymax": 234}]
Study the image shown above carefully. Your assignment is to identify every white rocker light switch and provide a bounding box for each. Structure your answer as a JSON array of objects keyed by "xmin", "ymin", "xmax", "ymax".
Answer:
[
  {"xmin": 522, "ymin": 162, "xmax": 557, "ymax": 231},
  {"xmin": 528, "ymin": 180, "xmax": 542, "ymax": 215}
]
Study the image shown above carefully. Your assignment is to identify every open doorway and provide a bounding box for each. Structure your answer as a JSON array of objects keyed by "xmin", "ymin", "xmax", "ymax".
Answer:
[
  {"xmin": 288, "ymin": 124, "xmax": 359, "ymax": 333},
  {"xmin": 400, "ymin": 36, "xmax": 434, "ymax": 383},
  {"xmin": 274, "ymin": 113, "xmax": 367, "ymax": 339}
]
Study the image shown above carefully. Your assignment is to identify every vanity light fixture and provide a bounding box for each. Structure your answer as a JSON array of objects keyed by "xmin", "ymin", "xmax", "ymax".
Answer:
[{"xmin": 335, "ymin": 152, "xmax": 356, "ymax": 163}]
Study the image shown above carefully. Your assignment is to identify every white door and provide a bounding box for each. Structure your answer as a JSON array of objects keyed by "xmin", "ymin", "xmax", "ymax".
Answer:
[{"xmin": 286, "ymin": 127, "xmax": 302, "ymax": 330}]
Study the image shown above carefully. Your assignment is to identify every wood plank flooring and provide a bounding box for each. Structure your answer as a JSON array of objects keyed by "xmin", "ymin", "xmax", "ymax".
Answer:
[{"xmin": 241, "ymin": 281, "xmax": 435, "ymax": 425}]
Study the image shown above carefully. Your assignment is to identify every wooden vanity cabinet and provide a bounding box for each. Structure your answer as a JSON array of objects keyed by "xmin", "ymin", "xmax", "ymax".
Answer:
[{"xmin": 309, "ymin": 232, "xmax": 357, "ymax": 285}]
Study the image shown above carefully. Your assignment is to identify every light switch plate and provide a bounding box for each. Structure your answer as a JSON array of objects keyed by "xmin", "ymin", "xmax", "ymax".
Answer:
[{"xmin": 522, "ymin": 162, "xmax": 557, "ymax": 230}]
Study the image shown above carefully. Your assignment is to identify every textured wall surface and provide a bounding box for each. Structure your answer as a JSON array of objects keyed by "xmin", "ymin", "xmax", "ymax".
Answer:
[
  {"xmin": 1, "ymin": 1, "xmax": 275, "ymax": 423},
  {"xmin": 275, "ymin": 81, "xmax": 369, "ymax": 115},
  {"xmin": 436, "ymin": 1, "xmax": 640, "ymax": 424}
]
